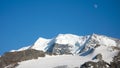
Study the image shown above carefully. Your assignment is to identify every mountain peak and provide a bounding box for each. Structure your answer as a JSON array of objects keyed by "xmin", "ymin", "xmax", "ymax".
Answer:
[
  {"xmin": 55, "ymin": 33, "xmax": 86, "ymax": 45},
  {"xmin": 29, "ymin": 33, "xmax": 119, "ymax": 55},
  {"xmin": 30, "ymin": 37, "xmax": 51, "ymax": 51},
  {"xmin": 11, "ymin": 33, "xmax": 120, "ymax": 53}
]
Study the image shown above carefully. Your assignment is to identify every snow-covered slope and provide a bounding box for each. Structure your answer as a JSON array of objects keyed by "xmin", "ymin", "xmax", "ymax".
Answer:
[
  {"xmin": 79, "ymin": 34, "xmax": 119, "ymax": 56},
  {"xmin": 30, "ymin": 37, "xmax": 52, "ymax": 51},
  {"xmin": 55, "ymin": 34, "xmax": 89, "ymax": 45},
  {"xmin": 16, "ymin": 55, "xmax": 91, "ymax": 68},
  {"xmin": 92, "ymin": 45, "xmax": 119, "ymax": 63},
  {"xmin": 89, "ymin": 34, "xmax": 117, "ymax": 46},
  {"xmin": 30, "ymin": 34, "xmax": 90, "ymax": 54}
]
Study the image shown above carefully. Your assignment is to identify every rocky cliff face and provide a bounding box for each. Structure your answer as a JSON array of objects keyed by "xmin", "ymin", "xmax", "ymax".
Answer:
[
  {"xmin": 52, "ymin": 43, "xmax": 73, "ymax": 55},
  {"xmin": 0, "ymin": 49, "xmax": 45, "ymax": 68},
  {"xmin": 110, "ymin": 50, "xmax": 120, "ymax": 68},
  {"xmin": 80, "ymin": 60, "xmax": 110, "ymax": 68}
]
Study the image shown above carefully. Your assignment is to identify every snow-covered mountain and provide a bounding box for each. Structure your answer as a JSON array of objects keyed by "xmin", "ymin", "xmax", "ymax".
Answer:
[
  {"xmin": 30, "ymin": 34, "xmax": 90, "ymax": 55},
  {"xmin": 29, "ymin": 33, "xmax": 120, "ymax": 56},
  {"xmin": 2, "ymin": 33, "xmax": 120, "ymax": 68}
]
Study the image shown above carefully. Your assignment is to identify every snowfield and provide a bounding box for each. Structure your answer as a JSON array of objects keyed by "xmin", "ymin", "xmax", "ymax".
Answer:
[{"xmin": 16, "ymin": 55, "xmax": 91, "ymax": 68}]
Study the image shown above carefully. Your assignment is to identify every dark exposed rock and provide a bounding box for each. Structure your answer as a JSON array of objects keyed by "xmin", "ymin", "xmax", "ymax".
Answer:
[
  {"xmin": 53, "ymin": 65, "xmax": 68, "ymax": 68},
  {"xmin": 52, "ymin": 43, "xmax": 72, "ymax": 55},
  {"xmin": 94, "ymin": 44, "xmax": 100, "ymax": 48},
  {"xmin": 110, "ymin": 50, "xmax": 120, "ymax": 68},
  {"xmin": 80, "ymin": 60, "xmax": 110, "ymax": 68},
  {"xmin": 110, "ymin": 61, "xmax": 120, "ymax": 68},
  {"xmin": 97, "ymin": 60, "xmax": 110, "ymax": 68},
  {"xmin": 4, "ymin": 63, "xmax": 19, "ymax": 68},
  {"xmin": 0, "ymin": 49, "xmax": 45, "ymax": 68},
  {"xmin": 80, "ymin": 61, "xmax": 97, "ymax": 68}
]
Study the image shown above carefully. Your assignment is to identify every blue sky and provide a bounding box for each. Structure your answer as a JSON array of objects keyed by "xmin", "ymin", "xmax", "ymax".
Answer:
[{"xmin": 0, "ymin": 0, "xmax": 120, "ymax": 55}]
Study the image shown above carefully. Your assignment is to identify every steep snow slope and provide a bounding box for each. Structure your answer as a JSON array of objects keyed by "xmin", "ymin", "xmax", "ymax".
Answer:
[
  {"xmin": 54, "ymin": 34, "xmax": 90, "ymax": 54},
  {"xmin": 30, "ymin": 37, "xmax": 52, "ymax": 51},
  {"xmin": 55, "ymin": 34, "xmax": 89, "ymax": 45},
  {"xmin": 90, "ymin": 34, "xmax": 117, "ymax": 46},
  {"xmin": 79, "ymin": 34, "xmax": 118, "ymax": 55},
  {"xmin": 30, "ymin": 34, "xmax": 90, "ymax": 54}
]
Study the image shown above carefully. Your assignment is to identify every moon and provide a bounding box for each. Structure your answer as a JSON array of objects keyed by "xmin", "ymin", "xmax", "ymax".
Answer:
[{"xmin": 94, "ymin": 4, "xmax": 98, "ymax": 8}]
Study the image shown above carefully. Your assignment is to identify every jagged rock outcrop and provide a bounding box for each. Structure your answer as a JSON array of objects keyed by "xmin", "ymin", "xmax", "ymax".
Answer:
[
  {"xmin": 52, "ymin": 43, "xmax": 72, "ymax": 55},
  {"xmin": 110, "ymin": 50, "xmax": 120, "ymax": 68},
  {"xmin": 0, "ymin": 49, "xmax": 45, "ymax": 68},
  {"xmin": 110, "ymin": 61, "xmax": 120, "ymax": 68},
  {"xmin": 80, "ymin": 60, "xmax": 110, "ymax": 68},
  {"xmin": 80, "ymin": 61, "xmax": 97, "ymax": 68}
]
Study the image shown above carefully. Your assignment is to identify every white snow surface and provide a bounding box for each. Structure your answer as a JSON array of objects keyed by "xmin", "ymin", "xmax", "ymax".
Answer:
[
  {"xmin": 31, "ymin": 37, "xmax": 51, "ymax": 51},
  {"xmin": 16, "ymin": 55, "xmax": 91, "ymax": 68},
  {"xmin": 91, "ymin": 34, "xmax": 117, "ymax": 46},
  {"xmin": 55, "ymin": 34, "xmax": 89, "ymax": 45},
  {"xmin": 91, "ymin": 45, "xmax": 119, "ymax": 63}
]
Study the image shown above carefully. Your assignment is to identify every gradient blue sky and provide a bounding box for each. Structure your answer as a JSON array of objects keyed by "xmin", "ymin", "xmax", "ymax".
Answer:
[{"xmin": 0, "ymin": 0, "xmax": 120, "ymax": 55}]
